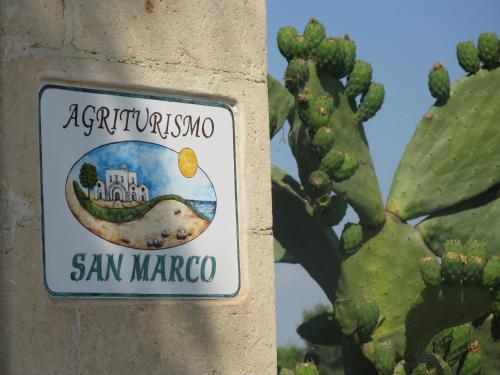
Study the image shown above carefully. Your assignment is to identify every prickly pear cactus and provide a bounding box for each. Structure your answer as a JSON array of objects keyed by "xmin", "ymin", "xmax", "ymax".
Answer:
[{"xmin": 269, "ymin": 19, "xmax": 500, "ymax": 375}]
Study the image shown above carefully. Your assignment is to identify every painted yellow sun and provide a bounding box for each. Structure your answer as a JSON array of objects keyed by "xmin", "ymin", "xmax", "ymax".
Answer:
[{"xmin": 178, "ymin": 147, "xmax": 198, "ymax": 178}]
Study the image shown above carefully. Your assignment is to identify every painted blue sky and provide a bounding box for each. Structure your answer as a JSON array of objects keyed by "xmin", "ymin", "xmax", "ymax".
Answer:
[{"xmin": 69, "ymin": 142, "xmax": 216, "ymax": 201}]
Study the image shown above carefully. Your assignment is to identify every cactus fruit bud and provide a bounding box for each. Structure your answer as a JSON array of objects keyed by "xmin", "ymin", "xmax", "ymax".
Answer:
[
  {"xmin": 462, "ymin": 256, "xmax": 485, "ymax": 285},
  {"xmin": 316, "ymin": 38, "xmax": 346, "ymax": 77},
  {"xmin": 482, "ymin": 256, "xmax": 500, "ymax": 289},
  {"xmin": 332, "ymin": 153, "xmax": 359, "ymax": 182},
  {"xmin": 420, "ymin": 256, "xmax": 442, "ymax": 288},
  {"xmin": 357, "ymin": 82, "xmax": 385, "ymax": 123},
  {"xmin": 304, "ymin": 18, "xmax": 326, "ymax": 56},
  {"xmin": 443, "ymin": 239, "xmax": 463, "ymax": 254},
  {"xmin": 411, "ymin": 363, "xmax": 436, "ymax": 375},
  {"xmin": 460, "ymin": 343, "xmax": 482, "ymax": 375},
  {"xmin": 456, "ymin": 41, "xmax": 481, "ymax": 74},
  {"xmin": 478, "ymin": 32, "xmax": 500, "ymax": 68},
  {"xmin": 277, "ymin": 26, "xmax": 299, "ymax": 60},
  {"xmin": 285, "ymin": 58, "xmax": 310, "ymax": 84},
  {"xmin": 308, "ymin": 170, "xmax": 331, "ymax": 194},
  {"xmin": 428, "ymin": 63, "xmax": 450, "ymax": 101},
  {"xmin": 441, "ymin": 252, "xmax": 462, "ymax": 284},
  {"xmin": 321, "ymin": 194, "xmax": 348, "ymax": 226},
  {"xmin": 463, "ymin": 240, "xmax": 487, "ymax": 258},
  {"xmin": 345, "ymin": 60, "xmax": 373, "ymax": 98},
  {"xmin": 357, "ymin": 300, "xmax": 380, "ymax": 340},
  {"xmin": 340, "ymin": 223, "xmax": 363, "ymax": 255},
  {"xmin": 294, "ymin": 362, "xmax": 319, "ymax": 375},
  {"xmin": 342, "ymin": 39, "xmax": 357, "ymax": 76},
  {"xmin": 447, "ymin": 324, "xmax": 472, "ymax": 365},
  {"xmin": 373, "ymin": 342, "xmax": 397, "ymax": 375},
  {"xmin": 312, "ymin": 127, "xmax": 335, "ymax": 156},
  {"xmin": 320, "ymin": 149, "xmax": 345, "ymax": 177},
  {"xmin": 308, "ymin": 95, "xmax": 334, "ymax": 130}
]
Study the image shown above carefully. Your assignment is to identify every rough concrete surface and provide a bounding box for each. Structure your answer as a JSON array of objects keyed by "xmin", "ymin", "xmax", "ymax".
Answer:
[{"xmin": 0, "ymin": 1, "xmax": 275, "ymax": 374}]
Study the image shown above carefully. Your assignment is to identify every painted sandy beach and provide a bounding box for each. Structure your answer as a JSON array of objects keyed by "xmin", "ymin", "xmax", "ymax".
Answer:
[{"xmin": 66, "ymin": 177, "xmax": 210, "ymax": 249}]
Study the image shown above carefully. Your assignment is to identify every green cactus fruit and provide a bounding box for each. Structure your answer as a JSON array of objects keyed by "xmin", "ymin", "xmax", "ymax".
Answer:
[
  {"xmin": 432, "ymin": 328, "xmax": 453, "ymax": 360},
  {"xmin": 357, "ymin": 82, "xmax": 385, "ymax": 123},
  {"xmin": 478, "ymin": 32, "xmax": 500, "ymax": 68},
  {"xmin": 420, "ymin": 256, "xmax": 442, "ymax": 288},
  {"xmin": 483, "ymin": 256, "xmax": 500, "ymax": 289},
  {"xmin": 321, "ymin": 195, "xmax": 348, "ymax": 226},
  {"xmin": 285, "ymin": 58, "xmax": 310, "ymax": 84},
  {"xmin": 316, "ymin": 38, "xmax": 346, "ymax": 77},
  {"xmin": 312, "ymin": 127, "xmax": 335, "ymax": 156},
  {"xmin": 428, "ymin": 62, "xmax": 450, "ymax": 101},
  {"xmin": 316, "ymin": 193, "xmax": 331, "ymax": 208},
  {"xmin": 463, "ymin": 240, "xmax": 487, "ymax": 258},
  {"xmin": 308, "ymin": 170, "xmax": 331, "ymax": 194},
  {"xmin": 456, "ymin": 41, "xmax": 481, "ymax": 74},
  {"xmin": 411, "ymin": 363, "xmax": 437, "ymax": 375},
  {"xmin": 444, "ymin": 239, "xmax": 463, "ymax": 254},
  {"xmin": 340, "ymin": 223, "xmax": 363, "ymax": 255},
  {"xmin": 357, "ymin": 300, "xmax": 380, "ymax": 340},
  {"xmin": 492, "ymin": 288, "xmax": 500, "ymax": 315},
  {"xmin": 294, "ymin": 362, "xmax": 319, "ymax": 375},
  {"xmin": 462, "ymin": 256, "xmax": 485, "ymax": 285},
  {"xmin": 332, "ymin": 153, "xmax": 359, "ymax": 182},
  {"xmin": 446, "ymin": 324, "xmax": 472, "ymax": 365},
  {"xmin": 342, "ymin": 35, "xmax": 357, "ymax": 76},
  {"xmin": 304, "ymin": 18, "xmax": 326, "ymax": 56},
  {"xmin": 320, "ymin": 149, "xmax": 345, "ymax": 177},
  {"xmin": 373, "ymin": 342, "xmax": 397, "ymax": 375},
  {"xmin": 308, "ymin": 95, "xmax": 333, "ymax": 130},
  {"xmin": 345, "ymin": 60, "xmax": 373, "ymax": 98},
  {"xmin": 459, "ymin": 344, "xmax": 481, "ymax": 375},
  {"xmin": 277, "ymin": 26, "xmax": 299, "ymax": 61},
  {"xmin": 297, "ymin": 87, "xmax": 313, "ymax": 123},
  {"xmin": 441, "ymin": 252, "xmax": 463, "ymax": 284}
]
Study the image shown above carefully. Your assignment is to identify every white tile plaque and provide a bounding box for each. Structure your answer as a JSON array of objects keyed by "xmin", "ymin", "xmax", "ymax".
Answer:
[{"xmin": 39, "ymin": 84, "xmax": 239, "ymax": 298}]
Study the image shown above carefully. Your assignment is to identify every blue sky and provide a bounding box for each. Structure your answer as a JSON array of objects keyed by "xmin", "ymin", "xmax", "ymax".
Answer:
[
  {"xmin": 69, "ymin": 142, "xmax": 216, "ymax": 201},
  {"xmin": 268, "ymin": 0, "xmax": 500, "ymax": 346}
]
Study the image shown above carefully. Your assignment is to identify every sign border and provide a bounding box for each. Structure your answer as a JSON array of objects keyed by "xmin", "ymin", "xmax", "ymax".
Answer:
[{"xmin": 38, "ymin": 84, "xmax": 241, "ymax": 299}]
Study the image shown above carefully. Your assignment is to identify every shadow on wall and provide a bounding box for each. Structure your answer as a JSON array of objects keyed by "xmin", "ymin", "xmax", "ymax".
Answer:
[{"xmin": 0, "ymin": 0, "xmax": 250, "ymax": 374}]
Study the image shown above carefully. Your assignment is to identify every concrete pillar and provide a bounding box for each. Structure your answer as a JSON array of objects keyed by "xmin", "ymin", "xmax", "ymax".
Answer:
[{"xmin": 0, "ymin": 1, "xmax": 275, "ymax": 374}]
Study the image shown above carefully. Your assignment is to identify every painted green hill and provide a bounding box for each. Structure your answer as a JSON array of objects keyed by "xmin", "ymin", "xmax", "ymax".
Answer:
[{"xmin": 72, "ymin": 181, "xmax": 209, "ymax": 223}]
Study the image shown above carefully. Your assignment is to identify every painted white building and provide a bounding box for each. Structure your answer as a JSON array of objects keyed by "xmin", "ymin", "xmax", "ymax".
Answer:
[{"xmin": 94, "ymin": 164, "xmax": 149, "ymax": 202}]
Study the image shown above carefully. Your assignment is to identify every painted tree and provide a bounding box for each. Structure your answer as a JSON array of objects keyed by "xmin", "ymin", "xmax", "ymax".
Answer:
[
  {"xmin": 79, "ymin": 162, "xmax": 98, "ymax": 198},
  {"xmin": 270, "ymin": 18, "xmax": 500, "ymax": 374}
]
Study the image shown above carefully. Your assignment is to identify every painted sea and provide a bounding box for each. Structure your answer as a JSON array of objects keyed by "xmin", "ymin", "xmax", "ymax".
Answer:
[{"xmin": 187, "ymin": 200, "xmax": 217, "ymax": 221}]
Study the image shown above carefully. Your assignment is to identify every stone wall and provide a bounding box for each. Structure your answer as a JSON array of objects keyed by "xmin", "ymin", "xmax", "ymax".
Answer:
[{"xmin": 0, "ymin": 1, "xmax": 275, "ymax": 374}]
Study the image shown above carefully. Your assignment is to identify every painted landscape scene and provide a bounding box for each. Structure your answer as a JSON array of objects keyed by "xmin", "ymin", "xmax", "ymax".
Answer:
[{"xmin": 66, "ymin": 141, "xmax": 216, "ymax": 250}]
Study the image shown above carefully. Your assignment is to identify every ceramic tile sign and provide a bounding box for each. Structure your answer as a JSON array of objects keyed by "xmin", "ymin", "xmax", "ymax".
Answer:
[{"xmin": 39, "ymin": 85, "xmax": 239, "ymax": 298}]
